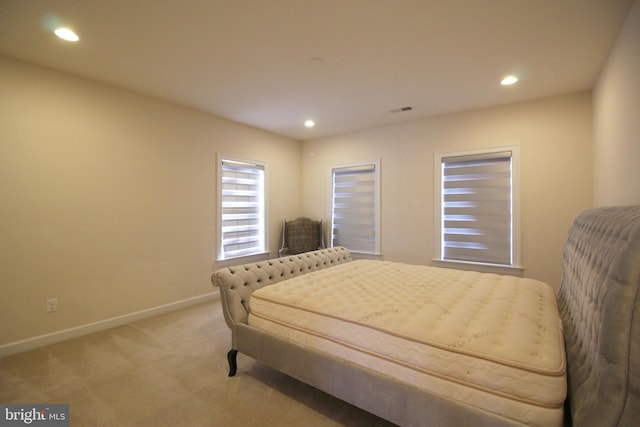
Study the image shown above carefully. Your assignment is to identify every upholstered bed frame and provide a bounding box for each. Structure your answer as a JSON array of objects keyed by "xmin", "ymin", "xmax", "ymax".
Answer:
[
  {"xmin": 212, "ymin": 206, "xmax": 640, "ymax": 426},
  {"xmin": 557, "ymin": 206, "xmax": 640, "ymax": 426}
]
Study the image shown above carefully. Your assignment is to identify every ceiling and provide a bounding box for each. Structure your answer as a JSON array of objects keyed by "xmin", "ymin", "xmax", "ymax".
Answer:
[{"xmin": 0, "ymin": 0, "xmax": 634, "ymax": 141}]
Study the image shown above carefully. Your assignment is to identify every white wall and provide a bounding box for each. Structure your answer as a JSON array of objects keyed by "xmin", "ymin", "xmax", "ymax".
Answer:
[
  {"xmin": 302, "ymin": 93, "xmax": 594, "ymax": 291},
  {"xmin": 593, "ymin": 0, "xmax": 640, "ymax": 206},
  {"xmin": 0, "ymin": 56, "xmax": 301, "ymax": 347}
]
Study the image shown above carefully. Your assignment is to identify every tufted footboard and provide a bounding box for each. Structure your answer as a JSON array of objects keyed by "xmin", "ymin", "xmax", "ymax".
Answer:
[{"xmin": 211, "ymin": 246, "xmax": 352, "ymax": 373}]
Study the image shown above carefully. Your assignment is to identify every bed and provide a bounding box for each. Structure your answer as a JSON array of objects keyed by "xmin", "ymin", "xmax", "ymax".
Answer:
[{"xmin": 212, "ymin": 205, "xmax": 640, "ymax": 426}]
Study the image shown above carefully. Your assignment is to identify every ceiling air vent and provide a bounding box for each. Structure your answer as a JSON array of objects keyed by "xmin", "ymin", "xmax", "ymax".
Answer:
[{"xmin": 391, "ymin": 106, "xmax": 413, "ymax": 113}]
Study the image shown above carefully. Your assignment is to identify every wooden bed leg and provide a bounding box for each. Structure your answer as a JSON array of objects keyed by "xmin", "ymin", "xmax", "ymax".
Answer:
[{"xmin": 227, "ymin": 349, "xmax": 238, "ymax": 377}]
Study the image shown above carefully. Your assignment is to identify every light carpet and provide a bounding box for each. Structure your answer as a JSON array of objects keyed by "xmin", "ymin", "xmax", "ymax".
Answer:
[{"xmin": 0, "ymin": 300, "xmax": 394, "ymax": 426}]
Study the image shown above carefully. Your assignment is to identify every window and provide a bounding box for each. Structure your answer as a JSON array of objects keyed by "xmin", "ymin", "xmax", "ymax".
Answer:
[
  {"xmin": 218, "ymin": 156, "xmax": 266, "ymax": 260},
  {"xmin": 434, "ymin": 147, "xmax": 521, "ymax": 268},
  {"xmin": 330, "ymin": 160, "xmax": 380, "ymax": 254}
]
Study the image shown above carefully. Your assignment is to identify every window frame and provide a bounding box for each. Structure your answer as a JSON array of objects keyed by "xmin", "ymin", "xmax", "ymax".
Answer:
[
  {"xmin": 217, "ymin": 154, "xmax": 268, "ymax": 262},
  {"xmin": 433, "ymin": 146, "xmax": 522, "ymax": 273},
  {"xmin": 328, "ymin": 159, "xmax": 381, "ymax": 256}
]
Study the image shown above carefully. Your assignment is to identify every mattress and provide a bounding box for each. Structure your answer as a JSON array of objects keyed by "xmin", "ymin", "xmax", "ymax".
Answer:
[{"xmin": 248, "ymin": 260, "xmax": 566, "ymax": 426}]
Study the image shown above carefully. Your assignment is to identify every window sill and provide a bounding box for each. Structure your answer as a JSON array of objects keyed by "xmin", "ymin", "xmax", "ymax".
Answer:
[
  {"xmin": 431, "ymin": 259, "xmax": 524, "ymax": 276},
  {"xmin": 349, "ymin": 251, "xmax": 383, "ymax": 260},
  {"xmin": 216, "ymin": 251, "xmax": 272, "ymax": 267}
]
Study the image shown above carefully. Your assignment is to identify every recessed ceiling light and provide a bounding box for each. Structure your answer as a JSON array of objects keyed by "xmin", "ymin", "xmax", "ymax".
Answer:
[
  {"xmin": 54, "ymin": 27, "xmax": 79, "ymax": 42},
  {"xmin": 304, "ymin": 120, "xmax": 315, "ymax": 128},
  {"xmin": 501, "ymin": 75, "xmax": 518, "ymax": 86}
]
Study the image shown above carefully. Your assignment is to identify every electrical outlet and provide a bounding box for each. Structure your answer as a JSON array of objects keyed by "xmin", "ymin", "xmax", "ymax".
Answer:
[{"xmin": 46, "ymin": 298, "xmax": 58, "ymax": 313}]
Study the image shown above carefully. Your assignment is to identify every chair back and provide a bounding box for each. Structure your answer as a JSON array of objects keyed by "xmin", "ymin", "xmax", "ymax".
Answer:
[{"xmin": 280, "ymin": 217, "xmax": 325, "ymax": 255}]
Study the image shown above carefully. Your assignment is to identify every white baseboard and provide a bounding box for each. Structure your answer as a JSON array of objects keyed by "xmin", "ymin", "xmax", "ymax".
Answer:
[{"xmin": 0, "ymin": 292, "xmax": 220, "ymax": 358}]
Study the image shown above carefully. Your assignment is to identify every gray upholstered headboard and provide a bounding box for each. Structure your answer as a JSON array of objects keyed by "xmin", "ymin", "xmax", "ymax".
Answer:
[{"xmin": 557, "ymin": 206, "xmax": 640, "ymax": 426}]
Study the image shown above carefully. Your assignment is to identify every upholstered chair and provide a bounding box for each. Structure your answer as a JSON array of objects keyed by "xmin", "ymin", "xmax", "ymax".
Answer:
[{"xmin": 278, "ymin": 217, "xmax": 325, "ymax": 256}]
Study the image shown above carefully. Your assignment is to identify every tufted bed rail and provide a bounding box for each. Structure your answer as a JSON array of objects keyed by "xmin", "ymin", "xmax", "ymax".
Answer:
[
  {"xmin": 557, "ymin": 206, "xmax": 640, "ymax": 426},
  {"xmin": 212, "ymin": 247, "xmax": 352, "ymax": 349}
]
